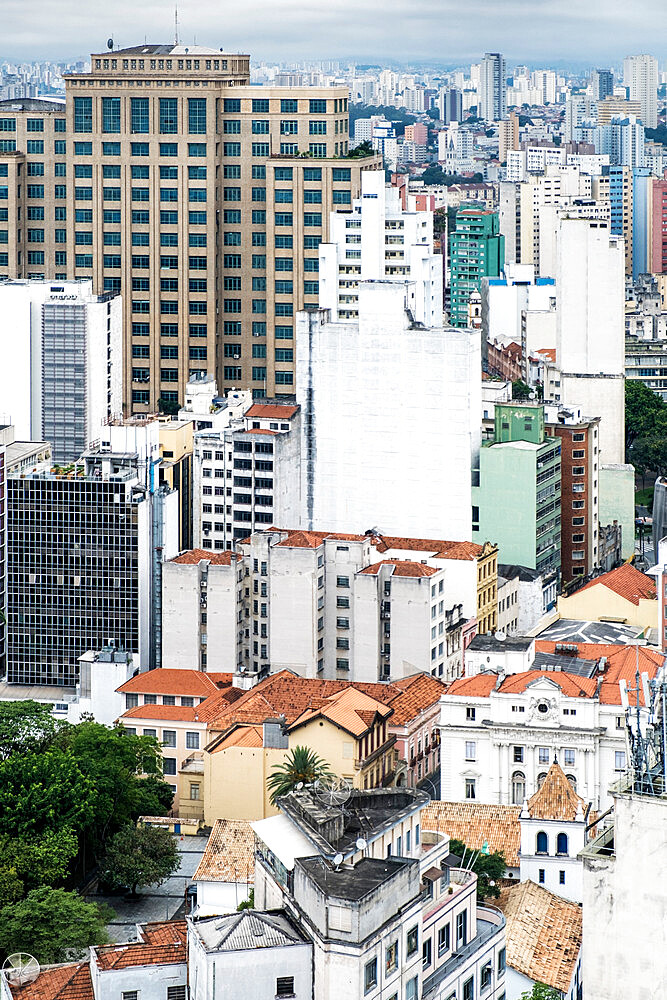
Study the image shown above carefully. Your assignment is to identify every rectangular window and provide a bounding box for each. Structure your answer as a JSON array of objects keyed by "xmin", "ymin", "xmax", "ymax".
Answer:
[
  {"xmin": 513, "ymin": 746, "xmax": 524, "ymax": 763},
  {"xmin": 406, "ymin": 926, "xmax": 418, "ymax": 957},
  {"xmin": 252, "ymin": 142, "xmax": 270, "ymax": 156},
  {"xmin": 438, "ymin": 924, "xmax": 450, "ymax": 956},
  {"xmin": 189, "ymin": 142, "xmax": 207, "ymax": 156},
  {"xmin": 564, "ymin": 748, "xmax": 575, "ymax": 766},
  {"xmin": 159, "ymin": 97, "xmax": 178, "ymax": 133},
  {"xmin": 276, "ymin": 979, "xmax": 295, "ymax": 998},
  {"xmin": 465, "ymin": 741, "xmax": 476, "ymax": 761},
  {"xmin": 364, "ymin": 958, "xmax": 377, "ymax": 994},
  {"xmin": 252, "ymin": 120, "xmax": 269, "ymax": 134},
  {"xmin": 74, "ymin": 97, "xmax": 92, "ymax": 132},
  {"xmin": 131, "ymin": 97, "xmax": 150, "ymax": 133},
  {"xmin": 465, "ymin": 777, "xmax": 476, "ymax": 799},
  {"xmin": 463, "ymin": 976, "xmax": 474, "ymax": 1000},
  {"xmin": 188, "ymin": 97, "xmax": 207, "ymax": 134},
  {"xmin": 102, "ymin": 141, "xmax": 121, "ymax": 156},
  {"xmin": 615, "ymin": 750, "xmax": 626, "ymax": 771},
  {"xmin": 132, "ymin": 142, "xmax": 149, "ymax": 156},
  {"xmin": 102, "ymin": 97, "xmax": 121, "ymax": 133}
]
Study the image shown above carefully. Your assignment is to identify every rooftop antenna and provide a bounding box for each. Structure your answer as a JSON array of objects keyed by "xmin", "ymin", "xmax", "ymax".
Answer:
[{"xmin": 174, "ymin": 1, "xmax": 180, "ymax": 46}]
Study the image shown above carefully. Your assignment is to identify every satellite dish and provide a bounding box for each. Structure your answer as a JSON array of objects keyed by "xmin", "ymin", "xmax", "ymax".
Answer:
[
  {"xmin": 295, "ymin": 781, "xmax": 304, "ymax": 790},
  {"xmin": 495, "ymin": 630, "xmax": 506, "ymax": 641},
  {"xmin": 3, "ymin": 955, "xmax": 41, "ymax": 986},
  {"xmin": 356, "ymin": 837, "xmax": 367, "ymax": 852},
  {"xmin": 313, "ymin": 776, "xmax": 352, "ymax": 808},
  {"xmin": 107, "ymin": 38, "xmax": 114, "ymax": 50},
  {"xmin": 333, "ymin": 853, "xmax": 344, "ymax": 868}
]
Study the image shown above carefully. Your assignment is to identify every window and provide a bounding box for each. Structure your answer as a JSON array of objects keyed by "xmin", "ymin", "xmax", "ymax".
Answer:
[
  {"xmin": 189, "ymin": 97, "xmax": 207, "ymax": 133},
  {"xmin": 364, "ymin": 958, "xmax": 377, "ymax": 994},
  {"xmin": 406, "ymin": 926, "xmax": 418, "ymax": 957},
  {"xmin": 337, "ymin": 576, "xmax": 349, "ymax": 588},
  {"xmin": 564, "ymin": 749, "xmax": 575, "ymax": 766},
  {"xmin": 122, "ymin": 992, "xmax": 138, "ymax": 1000},
  {"xmin": 511, "ymin": 770, "xmax": 525, "ymax": 805},
  {"xmin": 536, "ymin": 831, "xmax": 548, "ymax": 854},
  {"xmin": 167, "ymin": 989, "xmax": 186, "ymax": 1000},
  {"xmin": 276, "ymin": 979, "xmax": 295, "ymax": 998},
  {"xmin": 74, "ymin": 97, "xmax": 92, "ymax": 132},
  {"xmin": 465, "ymin": 777, "xmax": 475, "ymax": 800},
  {"xmin": 615, "ymin": 750, "xmax": 626, "ymax": 771},
  {"xmin": 498, "ymin": 947, "xmax": 506, "ymax": 975},
  {"xmin": 513, "ymin": 745, "xmax": 524, "ymax": 763},
  {"xmin": 385, "ymin": 940, "xmax": 398, "ymax": 974},
  {"xmin": 438, "ymin": 924, "xmax": 450, "ymax": 956},
  {"xmin": 102, "ymin": 97, "xmax": 121, "ymax": 133},
  {"xmin": 160, "ymin": 97, "xmax": 178, "ymax": 133},
  {"xmin": 456, "ymin": 910, "xmax": 467, "ymax": 947},
  {"xmin": 162, "ymin": 758, "xmax": 177, "ymax": 776},
  {"xmin": 566, "ymin": 774, "xmax": 577, "ymax": 791},
  {"xmin": 538, "ymin": 868, "xmax": 545, "ymax": 884},
  {"xmin": 131, "ymin": 97, "xmax": 150, "ymax": 133},
  {"xmin": 481, "ymin": 962, "xmax": 492, "ymax": 991},
  {"xmin": 422, "ymin": 937, "xmax": 432, "ymax": 969},
  {"xmin": 556, "ymin": 832, "xmax": 569, "ymax": 856},
  {"xmin": 190, "ymin": 783, "xmax": 200, "ymax": 801},
  {"xmin": 466, "ymin": 706, "xmax": 476, "ymax": 721},
  {"xmin": 406, "ymin": 979, "xmax": 418, "ymax": 1000},
  {"xmin": 125, "ymin": 694, "xmax": 139, "ymax": 709},
  {"xmin": 465, "ymin": 741, "xmax": 476, "ymax": 761},
  {"xmin": 309, "ymin": 99, "xmax": 327, "ymax": 113}
]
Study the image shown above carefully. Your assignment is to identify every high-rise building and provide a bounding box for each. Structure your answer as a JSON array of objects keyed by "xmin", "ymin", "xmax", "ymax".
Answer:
[
  {"xmin": 318, "ymin": 170, "xmax": 442, "ymax": 326},
  {"xmin": 0, "ymin": 48, "xmax": 379, "ymax": 415},
  {"xmin": 0, "ymin": 278, "xmax": 122, "ymax": 462},
  {"xmin": 590, "ymin": 68, "xmax": 614, "ymax": 101},
  {"xmin": 497, "ymin": 111, "xmax": 519, "ymax": 165},
  {"xmin": 438, "ymin": 88, "xmax": 462, "ymax": 124},
  {"xmin": 449, "ymin": 209, "xmax": 505, "ymax": 327},
  {"xmin": 479, "ymin": 52, "xmax": 507, "ymax": 123},
  {"xmin": 651, "ymin": 173, "xmax": 667, "ymax": 274},
  {"xmin": 0, "ymin": 431, "xmax": 6, "ymax": 680},
  {"xmin": 623, "ymin": 53, "xmax": 658, "ymax": 129},
  {"xmin": 296, "ymin": 281, "xmax": 481, "ymax": 543},
  {"xmin": 6, "ymin": 441, "xmax": 178, "ymax": 687},
  {"xmin": 472, "ymin": 403, "xmax": 561, "ymax": 604}
]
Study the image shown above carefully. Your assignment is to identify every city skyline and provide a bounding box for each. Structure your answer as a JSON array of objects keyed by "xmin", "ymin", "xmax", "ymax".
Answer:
[{"xmin": 2, "ymin": 0, "xmax": 667, "ymax": 66}]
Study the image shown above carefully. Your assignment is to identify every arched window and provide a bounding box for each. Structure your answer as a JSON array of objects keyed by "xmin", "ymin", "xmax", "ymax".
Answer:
[
  {"xmin": 566, "ymin": 774, "xmax": 577, "ymax": 792},
  {"xmin": 511, "ymin": 770, "xmax": 525, "ymax": 805},
  {"xmin": 536, "ymin": 831, "xmax": 548, "ymax": 855},
  {"xmin": 537, "ymin": 772, "xmax": 547, "ymax": 789},
  {"xmin": 557, "ymin": 832, "xmax": 569, "ymax": 856}
]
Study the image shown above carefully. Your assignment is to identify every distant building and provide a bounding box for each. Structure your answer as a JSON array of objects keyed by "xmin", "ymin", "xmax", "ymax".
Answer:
[
  {"xmin": 479, "ymin": 53, "xmax": 507, "ymax": 123},
  {"xmin": 0, "ymin": 278, "xmax": 122, "ymax": 462},
  {"xmin": 449, "ymin": 209, "xmax": 505, "ymax": 328},
  {"xmin": 623, "ymin": 53, "xmax": 658, "ymax": 129}
]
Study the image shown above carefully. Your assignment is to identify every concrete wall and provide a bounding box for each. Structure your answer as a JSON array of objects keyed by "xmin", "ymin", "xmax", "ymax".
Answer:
[
  {"xmin": 203, "ymin": 745, "xmax": 287, "ymax": 823},
  {"xmin": 557, "ymin": 584, "xmax": 657, "ymax": 631}
]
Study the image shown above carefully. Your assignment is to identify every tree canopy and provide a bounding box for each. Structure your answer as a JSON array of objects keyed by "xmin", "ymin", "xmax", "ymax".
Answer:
[
  {"xmin": 625, "ymin": 379, "xmax": 667, "ymax": 477},
  {"xmin": 103, "ymin": 824, "xmax": 180, "ymax": 896},
  {"xmin": 267, "ymin": 746, "xmax": 335, "ymax": 805},
  {"xmin": 448, "ymin": 838, "xmax": 507, "ymax": 900},
  {"xmin": 519, "ymin": 985, "xmax": 562, "ymax": 1000},
  {"xmin": 0, "ymin": 887, "xmax": 112, "ymax": 964}
]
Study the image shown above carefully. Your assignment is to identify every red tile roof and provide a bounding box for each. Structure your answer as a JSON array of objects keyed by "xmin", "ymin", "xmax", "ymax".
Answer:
[
  {"xmin": 535, "ymin": 642, "xmax": 664, "ymax": 705},
  {"xmin": 289, "ymin": 686, "xmax": 392, "ymax": 738},
  {"xmin": 207, "ymin": 669, "xmax": 446, "ymax": 733},
  {"xmin": 245, "ymin": 403, "xmax": 299, "ymax": 418},
  {"xmin": 536, "ymin": 347, "xmax": 556, "ymax": 362},
  {"xmin": 573, "ymin": 563, "xmax": 656, "ymax": 606},
  {"xmin": 171, "ymin": 549, "xmax": 236, "ymax": 565},
  {"xmin": 117, "ymin": 669, "xmax": 231, "ymax": 697},
  {"xmin": 446, "ymin": 670, "xmax": 597, "ymax": 699},
  {"xmin": 374, "ymin": 536, "xmax": 486, "ymax": 561},
  {"xmin": 95, "ymin": 920, "xmax": 187, "ymax": 970},
  {"xmin": 359, "ymin": 560, "xmax": 439, "ymax": 577},
  {"xmin": 525, "ymin": 761, "xmax": 585, "ymax": 820},
  {"xmin": 446, "ymin": 674, "xmax": 498, "ymax": 697},
  {"xmin": 121, "ymin": 704, "xmax": 202, "ymax": 722},
  {"xmin": 8, "ymin": 963, "xmax": 93, "ymax": 1000},
  {"xmin": 240, "ymin": 428, "xmax": 279, "ymax": 435}
]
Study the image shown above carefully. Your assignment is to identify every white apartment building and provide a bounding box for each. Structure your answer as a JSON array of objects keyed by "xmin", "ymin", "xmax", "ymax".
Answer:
[
  {"xmin": 188, "ymin": 383, "xmax": 301, "ymax": 550},
  {"xmin": 438, "ymin": 641, "xmax": 664, "ymax": 811},
  {"xmin": 479, "ymin": 53, "xmax": 506, "ymax": 123},
  {"xmin": 481, "ymin": 263, "xmax": 556, "ymax": 360},
  {"xmin": 438, "ymin": 124, "xmax": 475, "ymax": 174},
  {"xmin": 296, "ymin": 282, "xmax": 481, "ymax": 542},
  {"xmin": 252, "ymin": 787, "xmax": 507, "ymax": 1000},
  {"xmin": 161, "ymin": 528, "xmax": 484, "ymax": 684},
  {"xmin": 623, "ymin": 53, "xmax": 658, "ymax": 128},
  {"xmin": 0, "ymin": 278, "xmax": 122, "ymax": 462},
  {"xmin": 318, "ymin": 170, "xmax": 442, "ymax": 327}
]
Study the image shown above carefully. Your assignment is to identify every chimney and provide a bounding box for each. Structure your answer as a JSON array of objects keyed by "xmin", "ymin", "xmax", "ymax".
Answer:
[{"xmin": 263, "ymin": 716, "xmax": 288, "ymax": 749}]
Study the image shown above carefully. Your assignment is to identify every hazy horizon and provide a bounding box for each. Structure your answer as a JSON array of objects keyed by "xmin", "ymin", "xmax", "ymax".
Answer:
[{"xmin": 1, "ymin": 0, "xmax": 666, "ymax": 69}]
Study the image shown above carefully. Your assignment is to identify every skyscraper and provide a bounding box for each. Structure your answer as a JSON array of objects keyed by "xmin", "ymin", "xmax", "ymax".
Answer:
[
  {"xmin": 0, "ymin": 46, "xmax": 379, "ymax": 414},
  {"xmin": 479, "ymin": 53, "xmax": 507, "ymax": 123},
  {"xmin": 449, "ymin": 209, "xmax": 505, "ymax": 328},
  {"xmin": 590, "ymin": 68, "xmax": 614, "ymax": 101},
  {"xmin": 623, "ymin": 53, "xmax": 658, "ymax": 129}
]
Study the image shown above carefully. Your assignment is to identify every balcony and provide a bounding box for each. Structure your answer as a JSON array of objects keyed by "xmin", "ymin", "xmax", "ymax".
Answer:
[
  {"xmin": 354, "ymin": 735, "xmax": 396, "ymax": 770},
  {"xmin": 422, "ymin": 904, "xmax": 506, "ymax": 999}
]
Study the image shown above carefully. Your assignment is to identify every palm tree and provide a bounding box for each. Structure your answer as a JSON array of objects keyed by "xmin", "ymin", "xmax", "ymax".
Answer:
[{"xmin": 267, "ymin": 746, "xmax": 335, "ymax": 805}]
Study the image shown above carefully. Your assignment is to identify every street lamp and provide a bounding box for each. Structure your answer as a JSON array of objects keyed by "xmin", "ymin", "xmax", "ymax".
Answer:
[{"xmin": 419, "ymin": 776, "xmax": 440, "ymax": 801}]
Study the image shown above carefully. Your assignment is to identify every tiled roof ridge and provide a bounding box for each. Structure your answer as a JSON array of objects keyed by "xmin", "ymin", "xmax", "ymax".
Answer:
[
  {"xmin": 574, "ymin": 562, "xmax": 656, "ymax": 605},
  {"xmin": 525, "ymin": 761, "xmax": 585, "ymax": 820}
]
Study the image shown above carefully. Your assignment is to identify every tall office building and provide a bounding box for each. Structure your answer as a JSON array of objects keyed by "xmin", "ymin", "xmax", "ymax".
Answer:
[
  {"xmin": 0, "ymin": 46, "xmax": 379, "ymax": 414},
  {"xmin": 623, "ymin": 54, "xmax": 658, "ymax": 129},
  {"xmin": 6, "ymin": 442, "xmax": 178, "ymax": 687},
  {"xmin": 590, "ymin": 69, "xmax": 614, "ymax": 101},
  {"xmin": 0, "ymin": 432, "xmax": 6, "ymax": 680},
  {"xmin": 0, "ymin": 278, "xmax": 122, "ymax": 462},
  {"xmin": 437, "ymin": 88, "xmax": 462, "ymax": 124},
  {"xmin": 449, "ymin": 209, "xmax": 505, "ymax": 327},
  {"xmin": 479, "ymin": 52, "xmax": 507, "ymax": 123}
]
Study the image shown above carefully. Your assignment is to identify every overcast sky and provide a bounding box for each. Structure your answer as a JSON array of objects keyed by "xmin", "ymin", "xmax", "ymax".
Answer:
[{"xmin": 2, "ymin": 0, "xmax": 666, "ymax": 68}]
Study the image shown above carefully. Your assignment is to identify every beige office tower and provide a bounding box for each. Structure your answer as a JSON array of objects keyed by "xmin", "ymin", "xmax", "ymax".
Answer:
[{"xmin": 0, "ymin": 45, "xmax": 380, "ymax": 412}]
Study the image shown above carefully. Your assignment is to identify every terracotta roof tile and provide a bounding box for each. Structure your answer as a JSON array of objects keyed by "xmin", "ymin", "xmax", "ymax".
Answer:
[
  {"xmin": 171, "ymin": 549, "xmax": 236, "ymax": 565},
  {"xmin": 446, "ymin": 674, "xmax": 499, "ymax": 697},
  {"xmin": 193, "ymin": 818, "xmax": 255, "ymax": 883},
  {"xmin": 496, "ymin": 881, "xmax": 582, "ymax": 993},
  {"xmin": 289, "ymin": 686, "xmax": 392, "ymax": 738},
  {"xmin": 240, "ymin": 428, "xmax": 279, "ymax": 435},
  {"xmin": 422, "ymin": 801, "xmax": 521, "ymax": 867},
  {"xmin": 525, "ymin": 762, "xmax": 585, "ymax": 820},
  {"xmin": 212, "ymin": 723, "xmax": 264, "ymax": 749},
  {"xmin": 8, "ymin": 963, "xmax": 93, "ymax": 1000},
  {"xmin": 121, "ymin": 704, "xmax": 199, "ymax": 722},
  {"xmin": 535, "ymin": 642, "xmax": 664, "ymax": 705},
  {"xmin": 117, "ymin": 668, "xmax": 227, "ymax": 697},
  {"xmin": 573, "ymin": 563, "xmax": 656, "ymax": 606},
  {"xmin": 245, "ymin": 403, "xmax": 299, "ymax": 418},
  {"xmin": 359, "ymin": 560, "xmax": 439, "ymax": 577},
  {"xmin": 95, "ymin": 921, "xmax": 187, "ymax": 970},
  {"xmin": 499, "ymin": 671, "xmax": 597, "ymax": 698},
  {"xmin": 387, "ymin": 673, "xmax": 447, "ymax": 725},
  {"xmin": 373, "ymin": 536, "xmax": 486, "ymax": 561}
]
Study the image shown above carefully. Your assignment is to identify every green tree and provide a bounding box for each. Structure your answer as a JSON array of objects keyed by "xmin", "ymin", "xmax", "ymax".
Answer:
[
  {"xmin": 237, "ymin": 888, "xmax": 255, "ymax": 911},
  {"xmin": 0, "ymin": 887, "xmax": 112, "ymax": 964},
  {"xmin": 103, "ymin": 824, "xmax": 180, "ymax": 897},
  {"xmin": 0, "ymin": 749, "xmax": 95, "ymax": 838},
  {"xmin": 0, "ymin": 828, "xmax": 78, "ymax": 902},
  {"xmin": 0, "ymin": 700, "xmax": 64, "ymax": 760},
  {"xmin": 267, "ymin": 746, "xmax": 335, "ymax": 805},
  {"xmin": 347, "ymin": 139, "xmax": 374, "ymax": 158},
  {"xmin": 132, "ymin": 774, "xmax": 175, "ymax": 817},
  {"xmin": 158, "ymin": 396, "xmax": 180, "ymax": 415},
  {"xmin": 519, "ymin": 984, "xmax": 561, "ymax": 1000},
  {"xmin": 449, "ymin": 839, "xmax": 507, "ymax": 900},
  {"xmin": 512, "ymin": 379, "xmax": 533, "ymax": 401},
  {"xmin": 625, "ymin": 379, "xmax": 665, "ymax": 455}
]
